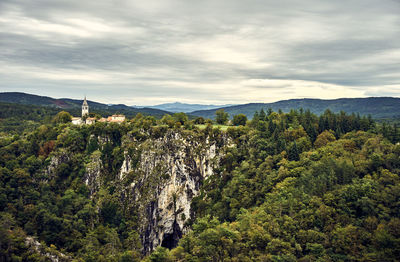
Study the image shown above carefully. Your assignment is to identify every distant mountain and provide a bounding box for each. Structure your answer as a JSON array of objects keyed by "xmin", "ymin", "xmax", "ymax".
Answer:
[
  {"xmin": 145, "ymin": 102, "xmax": 235, "ymax": 113},
  {"xmin": 0, "ymin": 92, "xmax": 170, "ymax": 118},
  {"xmin": 190, "ymin": 97, "xmax": 400, "ymax": 120}
]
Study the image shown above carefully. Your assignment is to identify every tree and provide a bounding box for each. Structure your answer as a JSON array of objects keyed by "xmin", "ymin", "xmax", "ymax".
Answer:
[
  {"xmin": 89, "ymin": 113, "xmax": 101, "ymax": 120},
  {"xmin": 161, "ymin": 114, "xmax": 175, "ymax": 127},
  {"xmin": 232, "ymin": 114, "xmax": 247, "ymax": 126},
  {"xmin": 194, "ymin": 117, "xmax": 205, "ymax": 125},
  {"xmin": 314, "ymin": 130, "xmax": 336, "ymax": 148},
  {"xmin": 259, "ymin": 109, "xmax": 266, "ymax": 121},
  {"xmin": 288, "ymin": 141, "xmax": 300, "ymax": 161},
  {"xmin": 172, "ymin": 112, "xmax": 188, "ymax": 125},
  {"xmin": 215, "ymin": 109, "xmax": 229, "ymax": 125},
  {"xmin": 53, "ymin": 111, "xmax": 72, "ymax": 124},
  {"xmin": 150, "ymin": 247, "xmax": 172, "ymax": 262}
]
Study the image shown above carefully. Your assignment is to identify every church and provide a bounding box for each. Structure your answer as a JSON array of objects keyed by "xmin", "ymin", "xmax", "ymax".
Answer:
[{"xmin": 71, "ymin": 96, "xmax": 126, "ymax": 125}]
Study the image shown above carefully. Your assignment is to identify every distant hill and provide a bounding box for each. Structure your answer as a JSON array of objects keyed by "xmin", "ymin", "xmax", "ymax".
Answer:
[
  {"xmin": 2, "ymin": 93, "xmax": 399, "ymax": 120},
  {"xmin": 190, "ymin": 97, "xmax": 400, "ymax": 120},
  {"xmin": 0, "ymin": 92, "xmax": 170, "ymax": 118},
  {"xmin": 144, "ymin": 102, "xmax": 235, "ymax": 113},
  {"xmin": 0, "ymin": 92, "xmax": 76, "ymax": 108}
]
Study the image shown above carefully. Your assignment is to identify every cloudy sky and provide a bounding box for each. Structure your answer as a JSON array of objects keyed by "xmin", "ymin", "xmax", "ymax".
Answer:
[{"xmin": 0, "ymin": 0, "xmax": 399, "ymax": 105}]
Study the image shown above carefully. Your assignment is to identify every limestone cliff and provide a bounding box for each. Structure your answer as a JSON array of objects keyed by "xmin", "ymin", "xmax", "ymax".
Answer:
[
  {"xmin": 84, "ymin": 150, "xmax": 103, "ymax": 196},
  {"xmin": 118, "ymin": 129, "xmax": 230, "ymax": 254},
  {"xmin": 25, "ymin": 237, "xmax": 70, "ymax": 262},
  {"xmin": 45, "ymin": 149, "xmax": 70, "ymax": 180}
]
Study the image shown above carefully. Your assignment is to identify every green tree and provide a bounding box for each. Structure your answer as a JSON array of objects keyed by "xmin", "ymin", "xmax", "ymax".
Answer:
[
  {"xmin": 172, "ymin": 112, "xmax": 188, "ymax": 125},
  {"xmin": 288, "ymin": 141, "xmax": 300, "ymax": 161},
  {"xmin": 194, "ymin": 117, "xmax": 205, "ymax": 124},
  {"xmin": 259, "ymin": 109, "xmax": 266, "ymax": 121},
  {"xmin": 215, "ymin": 109, "xmax": 229, "ymax": 125},
  {"xmin": 232, "ymin": 114, "xmax": 247, "ymax": 126},
  {"xmin": 314, "ymin": 130, "xmax": 336, "ymax": 148},
  {"xmin": 160, "ymin": 114, "xmax": 175, "ymax": 128},
  {"xmin": 149, "ymin": 247, "xmax": 172, "ymax": 262},
  {"xmin": 53, "ymin": 111, "xmax": 72, "ymax": 124}
]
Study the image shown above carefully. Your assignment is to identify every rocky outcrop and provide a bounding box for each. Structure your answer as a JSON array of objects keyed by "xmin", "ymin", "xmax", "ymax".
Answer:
[
  {"xmin": 45, "ymin": 150, "xmax": 70, "ymax": 179},
  {"xmin": 119, "ymin": 153, "xmax": 132, "ymax": 180},
  {"xmin": 25, "ymin": 237, "xmax": 70, "ymax": 262},
  {"xmin": 119, "ymin": 130, "xmax": 229, "ymax": 254},
  {"xmin": 84, "ymin": 150, "xmax": 103, "ymax": 196}
]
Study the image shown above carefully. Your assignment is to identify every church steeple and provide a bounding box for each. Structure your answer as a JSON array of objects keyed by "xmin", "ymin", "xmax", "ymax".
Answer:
[{"xmin": 82, "ymin": 96, "xmax": 89, "ymax": 117}]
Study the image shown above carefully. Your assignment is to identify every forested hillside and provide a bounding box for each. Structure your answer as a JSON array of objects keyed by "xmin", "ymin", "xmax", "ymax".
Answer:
[
  {"xmin": 0, "ymin": 102, "xmax": 169, "ymax": 134},
  {"xmin": 3, "ymin": 92, "xmax": 400, "ymax": 122},
  {"xmin": 0, "ymin": 108, "xmax": 399, "ymax": 261},
  {"xmin": 0, "ymin": 92, "xmax": 170, "ymax": 118},
  {"xmin": 146, "ymin": 102, "xmax": 234, "ymax": 113},
  {"xmin": 191, "ymin": 97, "xmax": 400, "ymax": 120}
]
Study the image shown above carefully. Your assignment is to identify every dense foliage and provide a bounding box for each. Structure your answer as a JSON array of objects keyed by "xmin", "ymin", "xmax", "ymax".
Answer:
[
  {"xmin": 0, "ymin": 103, "xmax": 60, "ymax": 134},
  {"xmin": 0, "ymin": 102, "xmax": 170, "ymax": 135},
  {"xmin": 0, "ymin": 107, "xmax": 399, "ymax": 261}
]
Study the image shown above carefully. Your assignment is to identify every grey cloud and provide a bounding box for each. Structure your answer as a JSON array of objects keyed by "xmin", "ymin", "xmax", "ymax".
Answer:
[{"xmin": 0, "ymin": 0, "xmax": 399, "ymax": 104}]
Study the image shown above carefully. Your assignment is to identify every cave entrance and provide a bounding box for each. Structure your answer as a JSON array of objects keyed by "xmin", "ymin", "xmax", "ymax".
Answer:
[{"xmin": 161, "ymin": 220, "xmax": 182, "ymax": 249}]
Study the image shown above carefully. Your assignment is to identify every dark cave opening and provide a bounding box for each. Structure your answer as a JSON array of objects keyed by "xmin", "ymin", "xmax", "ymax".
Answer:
[{"xmin": 161, "ymin": 220, "xmax": 182, "ymax": 249}]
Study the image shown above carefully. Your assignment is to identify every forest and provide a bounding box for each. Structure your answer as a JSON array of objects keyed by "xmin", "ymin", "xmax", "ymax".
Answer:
[{"xmin": 0, "ymin": 106, "xmax": 399, "ymax": 261}]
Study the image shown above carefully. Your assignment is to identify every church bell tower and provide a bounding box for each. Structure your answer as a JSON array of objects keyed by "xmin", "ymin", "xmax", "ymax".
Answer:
[{"xmin": 82, "ymin": 96, "xmax": 89, "ymax": 117}]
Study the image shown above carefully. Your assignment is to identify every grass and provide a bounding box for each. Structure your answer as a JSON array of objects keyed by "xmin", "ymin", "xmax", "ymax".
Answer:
[{"xmin": 195, "ymin": 124, "xmax": 232, "ymax": 131}]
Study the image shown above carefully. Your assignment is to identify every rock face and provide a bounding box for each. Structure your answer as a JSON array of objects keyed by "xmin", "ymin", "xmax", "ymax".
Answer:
[
  {"xmin": 25, "ymin": 237, "xmax": 70, "ymax": 262},
  {"xmin": 84, "ymin": 150, "xmax": 103, "ymax": 196},
  {"xmin": 45, "ymin": 150, "xmax": 70, "ymax": 179},
  {"xmin": 119, "ymin": 130, "xmax": 228, "ymax": 254}
]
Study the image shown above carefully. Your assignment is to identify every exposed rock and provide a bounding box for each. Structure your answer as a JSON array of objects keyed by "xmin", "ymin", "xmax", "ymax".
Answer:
[
  {"xmin": 119, "ymin": 153, "xmax": 132, "ymax": 180},
  {"xmin": 97, "ymin": 135, "xmax": 112, "ymax": 147},
  {"xmin": 25, "ymin": 237, "xmax": 70, "ymax": 262},
  {"xmin": 45, "ymin": 150, "xmax": 70, "ymax": 179},
  {"xmin": 119, "ymin": 130, "xmax": 230, "ymax": 254},
  {"xmin": 84, "ymin": 150, "xmax": 103, "ymax": 196}
]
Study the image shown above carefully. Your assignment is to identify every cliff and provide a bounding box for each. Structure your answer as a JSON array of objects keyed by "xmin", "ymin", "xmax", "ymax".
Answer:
[
  {"xmin": 52, "ymin": 128, "xmax": 232, "ymax": 254},
  {"xmin": 118, "ymin": 130, "xmax": 230, "ymax": 253}
]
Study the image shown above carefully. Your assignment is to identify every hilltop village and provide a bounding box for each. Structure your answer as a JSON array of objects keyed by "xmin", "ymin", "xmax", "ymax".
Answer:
[{"xmin": 71, "ymin": 96, "xmax": 125, "ymax": 125}]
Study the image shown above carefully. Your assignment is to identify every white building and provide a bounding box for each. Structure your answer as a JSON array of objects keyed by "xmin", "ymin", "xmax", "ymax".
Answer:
[
  {"xmin": 71, "ymin": 117, "xmax": 83, "ymax": 125},
  {"xmin": 71, "ymin": 97, "xmax": 126, "ymax": 125},
  {"xmin": 82, "ymin": 96, "xmax": 89, "ymax": 117},
  {"xmin": 107, "ymin": 115, "xmax": 126, "ymax": 123},
  {"xmin": 86, "ymin": 117, "xmax": 96, "ymax": 125},
  {"xmin": 72, "ymin": 96, "xmax": 90, "ymax": 125}
]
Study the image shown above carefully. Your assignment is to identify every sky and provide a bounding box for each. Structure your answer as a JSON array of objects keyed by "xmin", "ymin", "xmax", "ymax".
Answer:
[{"xmin": 0, "ymin": 0, "xmax": 399, "ymax": 106}]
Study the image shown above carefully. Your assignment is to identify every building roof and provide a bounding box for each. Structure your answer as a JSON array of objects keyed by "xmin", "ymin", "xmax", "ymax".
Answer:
[{"xmin": 109, "ymin": 119, "xmax": 125, "ymax": 123}]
